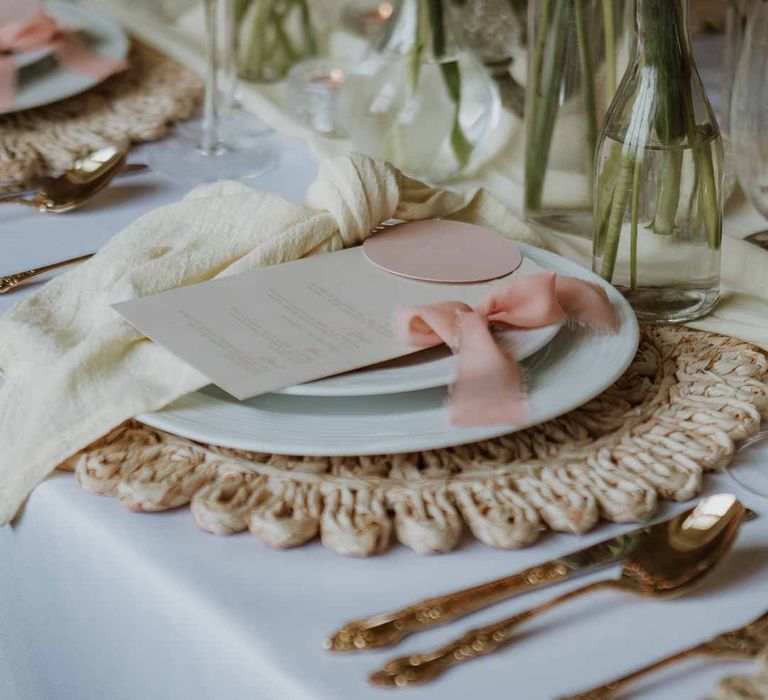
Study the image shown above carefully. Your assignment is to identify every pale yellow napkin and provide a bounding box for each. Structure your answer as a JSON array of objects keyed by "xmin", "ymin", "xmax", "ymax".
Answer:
[{"xmin": 0, "ymin": 154, "xmax": 539, "ymax": 525}]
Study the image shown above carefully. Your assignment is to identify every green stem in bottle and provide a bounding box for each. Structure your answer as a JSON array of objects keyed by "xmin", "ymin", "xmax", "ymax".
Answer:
[
  {"xmin": 599, "ymin": 149, "xmax": 634, "ymax": 282},
  {"xmin": 574, "ymin": 0, "xmax": 599, "ymax": 161},
  {"xmin": 602, "ymin": 0, "xmax": 617, "ymax": 106},
  {"xmin": 629, "ymin": 159, "xmax": 641, "ymax": 290},
  {"xmin": 428, "ymin": 0, "xmax": 472, "ymax": 169},
  {"xmin": 297, "ymin": 0, "xmax": 318, "ymax": 56},
  {"xmin": 653, "ymin": 151, "xmax": 682, "ymax": 235},
  {"xmin": 525, "ymin": 0, "xmax": 569, "ymax": 212},
  {"xmin": 272, "ymin": 4, "xmax": 298, "ymax": 72},
  {"xmin": 409, "ymin": 0, "xmax": 429, "ymax": 91},
  {"xmin": 670, "ymin": 2, "xmax": 720, "ymax": 249},
  {"xmin": 242, "ymin": 0, "xmax": 270, "ymax": 81},
  {"xmin": 693, "ymin": 127, "xmax": 722, "ymax": 249},
  {"xmin": 643, "ymin": 0, "xmax": 688, "ymax": 236},
  {"xmin": 531, "ymin": 0, "xmax": 555, "ymax": 99}
]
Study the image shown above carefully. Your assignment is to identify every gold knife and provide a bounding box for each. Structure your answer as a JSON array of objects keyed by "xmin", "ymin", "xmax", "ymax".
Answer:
[{"xmin": 325, "ymin": 507, "xmax": 757, "ymax": 652}]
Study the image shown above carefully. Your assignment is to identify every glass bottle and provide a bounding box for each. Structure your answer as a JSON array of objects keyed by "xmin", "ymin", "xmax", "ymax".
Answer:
[
  {"xmin": 731, "ymin": 0, "xmax": 768, "ymax": 222},
  {"xmin": 343, "ymin": 0, "xmax": 501, "ymax": 183},
  {"xmin": 525, "ymin": 0, "xmax": 632, "ymax": 237},
  {"xmin": 592, "ymin": 0, "xmax": 724, "ymax": 324}
]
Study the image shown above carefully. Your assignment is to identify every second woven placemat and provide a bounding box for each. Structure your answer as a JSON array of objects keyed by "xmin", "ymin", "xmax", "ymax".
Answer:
[
  {"xmin": 61, "ymin": 326, "xmax": 768, "ymax": 556},
  {"xmin": 0, "ymin": 43, "xmax": 202, "ymax": 184}
]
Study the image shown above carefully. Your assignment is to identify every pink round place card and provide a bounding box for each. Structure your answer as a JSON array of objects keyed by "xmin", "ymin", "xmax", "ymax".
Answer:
[{"xmin": 362, "ymin": 220, "xmax": 523, "ymax": 283}]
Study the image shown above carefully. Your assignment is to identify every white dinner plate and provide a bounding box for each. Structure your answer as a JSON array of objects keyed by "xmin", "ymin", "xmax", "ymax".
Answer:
[
  {"xmin": 12, "ymin": 46, "xmax": 54, "ymax": 70},
  {"xmin": 138, "ymin": 245, "xmax": 640, "ymax": 456},
  {"xmin": 277, "ymin": 321, "xmax": 562, "ymax": 397},
  {"xmin": 0, "ymin": 1, "xmax": 129, "ymax": 116}
]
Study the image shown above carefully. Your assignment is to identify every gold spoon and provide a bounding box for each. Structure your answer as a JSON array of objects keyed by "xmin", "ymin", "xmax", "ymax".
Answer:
[
  {"xmin": 0, "ymin": 145, "xmax": 129, "ymax": 213},
  {"xmin": 369, "ymin": 494, "xmax": 746, "ymax": 688},
  {"xmin": 562, "ymin": 609, "xmax": 768, "ymax": 699}
]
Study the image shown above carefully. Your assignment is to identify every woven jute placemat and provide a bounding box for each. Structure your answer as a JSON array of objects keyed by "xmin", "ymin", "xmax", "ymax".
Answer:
[
  {"xmin": 0, "ymin": 43, "xmax": 202, "ymax": 184},
  {"xmin": 60, "ymin": 326, "xmax": 768, "ymax": 557}
]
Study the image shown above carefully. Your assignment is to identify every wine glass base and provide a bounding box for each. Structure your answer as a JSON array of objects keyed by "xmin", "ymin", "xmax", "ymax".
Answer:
[
  {"xmin": 176, "ymin": 113, "xmax": 271, "ymax": 145},
  {"xmin": 148, "ymin": 129, "xmax": 276, "ymax": 184}
]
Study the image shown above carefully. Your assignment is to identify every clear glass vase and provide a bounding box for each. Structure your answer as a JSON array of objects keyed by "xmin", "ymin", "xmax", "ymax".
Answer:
[
  {"xmin": 343, "ymin": 0, "xmax": 501, "ymax": 183},
  {"xmin": 592, "ymin": 0, "xmax": 724, "ymax": 324},
  {"xmin": 525, "ymin": 0, "xmax": 632, "ymax": 237},
  {"xmin": 731, "ymin": 0, "xmax": 768, "ymax": 222},
  {"xmin": 235, "ymin": 0, "xmax": 326, "ymax": 83}
]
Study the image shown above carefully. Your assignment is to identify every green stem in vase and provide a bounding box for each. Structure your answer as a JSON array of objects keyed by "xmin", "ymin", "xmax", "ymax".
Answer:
[
  {"xmin": 241, "ymin": 0, "xmax": 270, "ymax": 80},
  {"xmin": 272, "ymin": 4, "xmax": 299, "ymax": 76},
  {"xmin": 574, "ymin": 0, "xmax": 599, "ymax": 163},
  {"xmin": 692, "ymin": 124, "xmax": 721, "ymax": 249},
  {"xmin": 409, "ymin": 0, "xmax": 429, "ymax": 91},
  {"xmin": 653, "ymin": 151, "xmax": 682, "ymax": 235},
  {"xmin": 600, "ymin": 148, "xmax": 634, "ymax": 281},
  {"xmin": 239, "ymin": 0, "xmax": 317, "ymax": 82},
  {"xmin": 531, "ymin": 0, "xmax": 555, "ymax": 101},
  {"xmin": 525, "ymin": 0, "xmax": 569, "ymax": 212},
  {"xmin": 602, "ymin": 0, "xmax": 617, "ymax": 106},
  {"xmin": 645, "ymin": 0, "xmax": 687, "ymax": 236},
  {"xmin": 296, "ymin": 0, "xmax": 318, "ymax": 56},
  {"xmin": 671, "ymin": 0, "xmax": 720, "ymax": 250},
  {"xmin": 629, "ymin": 159, "xmax": 641, "ymax": 290},
  {"xmin": 428, "ymin": 0, "xmax": 472, "ymax": 169}
]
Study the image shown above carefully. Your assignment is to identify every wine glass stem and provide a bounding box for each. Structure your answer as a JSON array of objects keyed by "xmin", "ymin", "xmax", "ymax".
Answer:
[
  {"xmin": 221, "ymin": 0, "xmax": 239, "ymax": 113},
  {"xmin": 200, "ymin": 0, "xmax": 221, "ymax": 156}
]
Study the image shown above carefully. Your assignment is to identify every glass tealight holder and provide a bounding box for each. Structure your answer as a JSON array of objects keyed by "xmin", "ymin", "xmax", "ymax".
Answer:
[{"xmin": 286, "ymin": 59, "xmax": 349, "ymax": 139}]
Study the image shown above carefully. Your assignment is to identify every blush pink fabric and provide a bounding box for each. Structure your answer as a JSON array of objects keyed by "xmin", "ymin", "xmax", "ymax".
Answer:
[
  {"xmin": 396, "ymin": 272, "xmax": 621, "ymax": 427},
  {"xmin": 0, "ymin": 1, "xmax": 128, "ymax": 111}
]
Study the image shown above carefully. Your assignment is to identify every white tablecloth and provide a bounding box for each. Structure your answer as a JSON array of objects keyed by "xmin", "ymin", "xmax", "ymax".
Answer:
[{"xmin": 1, "ymin": 136, "xmax": 768, "ymax": 700}]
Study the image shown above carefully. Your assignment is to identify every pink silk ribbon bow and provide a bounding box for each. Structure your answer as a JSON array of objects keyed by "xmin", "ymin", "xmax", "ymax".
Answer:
[
  {"xmin": 0, "ymin": 2, "xmax": 128, "ymax": 111},
  {"xmin": 396, "ymin": 272, "xmax": 621, "ymax": 427}
]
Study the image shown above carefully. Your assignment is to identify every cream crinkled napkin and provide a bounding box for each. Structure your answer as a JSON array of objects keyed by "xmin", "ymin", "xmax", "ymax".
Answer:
[{"xmin": 0, "ymin": 153, "xmax": 540, "ymax": 525}]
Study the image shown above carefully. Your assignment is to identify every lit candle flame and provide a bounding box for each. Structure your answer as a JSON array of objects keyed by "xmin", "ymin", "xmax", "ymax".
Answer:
[{"xmin": 377, "ymin": 2, "xmax": 394, "ymax": 20}]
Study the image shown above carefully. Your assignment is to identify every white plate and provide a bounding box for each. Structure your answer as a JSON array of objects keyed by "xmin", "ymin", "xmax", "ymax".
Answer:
[
  {"xmin": 138, "ymin": 245, "xmax": 640, "ymax": 456},
  {"xmin": 0, "ymin": 1, "xmax": 129, "ymax": 116},
  {"xmin": 277, "ymin": 322, "xmax": 562, "ymax": 397},
  {"xmin": 12, "ymin": 46, "xmax": 54, "ymax": 70}
]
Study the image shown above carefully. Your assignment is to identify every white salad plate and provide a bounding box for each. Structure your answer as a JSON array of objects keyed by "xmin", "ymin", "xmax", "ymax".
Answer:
[
  {"xmin": 0, "ymin": 1, "xmax": 128, "ymax": 116},
  {"xmin": 12, "ymin": 46, "xmax": 54, "ymax": 70},
  {"xmin": 276, "ymin": 321, "xmax": 562, "ymax": 397},
  {"xmin": 138, "ymin": 245, "xmax": 640, "ymax": 456}
]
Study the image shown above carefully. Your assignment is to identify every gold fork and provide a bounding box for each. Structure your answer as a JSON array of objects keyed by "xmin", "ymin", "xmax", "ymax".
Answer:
[{"xmin": 562, "ymin": 609, "xmax": 768, "ymax": 700}]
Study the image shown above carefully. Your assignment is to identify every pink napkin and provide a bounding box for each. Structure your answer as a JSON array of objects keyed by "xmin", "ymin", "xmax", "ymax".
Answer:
[
  {"xmin": 396, "ymin": 272, "xmax": 620, "ymax": 427},
  {"xmin": 0, "ymin": 0, "xmax": 128, "ymax": 111}
]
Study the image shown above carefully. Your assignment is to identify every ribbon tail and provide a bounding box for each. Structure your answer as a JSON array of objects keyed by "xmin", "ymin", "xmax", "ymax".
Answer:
[
  {"xmin": 450, "ymin": 312, "xmax": 528, "ymax": 427},
  {"xmin": 0, "ymin": 55, "xmax": 17, "ymax": 112}
]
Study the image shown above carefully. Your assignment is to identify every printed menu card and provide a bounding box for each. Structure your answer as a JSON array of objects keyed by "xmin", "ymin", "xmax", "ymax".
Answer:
[{"xmin": 114, "ymin": 230, "xmax": 534, "ymax": 400}]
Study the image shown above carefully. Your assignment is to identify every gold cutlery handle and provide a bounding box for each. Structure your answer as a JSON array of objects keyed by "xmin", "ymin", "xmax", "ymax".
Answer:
[
  {"xmin": 0, "ymin": 253, "xmax": 94, "ymax": 293},
  {"xmin": 562, "ymin": 627, "xmax": 767, "ymax": 699},
  {"xmin": 326, "ymin": 559, "xmax": 576, "ymax": 652},
  {"xmin": 369, "ymin": 579, "xmax": 618, "ymax": 688}
]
